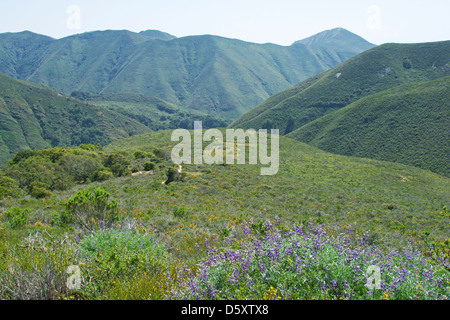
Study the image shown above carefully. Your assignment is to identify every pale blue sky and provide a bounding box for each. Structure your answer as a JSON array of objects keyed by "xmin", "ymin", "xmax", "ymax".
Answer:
[{"xmin": 0, "ymin": 0, "xmax": 449, "ymax": 45}]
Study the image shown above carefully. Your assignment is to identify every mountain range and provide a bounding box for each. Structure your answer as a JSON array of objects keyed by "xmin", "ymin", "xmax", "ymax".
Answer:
[{"xmin": 0, "ymin": 28, "xmax": 374, "ymax": 119}]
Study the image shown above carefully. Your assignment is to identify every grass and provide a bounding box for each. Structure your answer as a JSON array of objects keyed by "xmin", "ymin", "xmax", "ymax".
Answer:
[{"xmin": 0, "ymin": 129, "xmax": 448, "ymax": 300}]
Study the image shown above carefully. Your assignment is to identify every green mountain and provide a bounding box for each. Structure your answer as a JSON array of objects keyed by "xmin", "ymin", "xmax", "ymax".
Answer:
[
  {"xmin": 290, "ymin": 77, "xmax": 450, "ymax": 177},
  {"xmin": 0, "ymin": 28, "xmax": 374, "ymax": 119},
  {"xmin": 0, "ymin": 31, "xmax": 54, "ymax": 79},
  {"xmin": 231, "ymin": 41, "xmax": 450, "ymax": 132},
  {"xmin": 294, "ymin": 27, "xmax": 375, "ymax": 53},
  {"xmin": 0, "ymin": 72, "xmax": 150, "ymax": 166},
  {"xmin": 138, "ymin": 29, "xmax": 177, "ymax": 41}
]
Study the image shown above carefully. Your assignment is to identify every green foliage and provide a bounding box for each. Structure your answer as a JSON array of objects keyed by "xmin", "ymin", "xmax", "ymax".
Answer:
[
  {"xmin": 0, "ymin": 72, "xmax": 150, "ymax": 167},
  {"xmin": 28, "ymin": 181, "xmax": 52, "ymax": 199},
  {"xmin": 232, "ymin": 41, "xmax": 450, "ymax": 176},
  {"xmin": 60, "ymin": 154, "xmax": 102, "ymax": 182},
  {"xmin": 1, "ymin": 145, "xmax": 123, "ymax": 197},
  {"xmin": 143, "ymin": 161, "xmax": 156, "ymax": 171},
  {"xmin": 0, "ymin": 176, "xmax": 22, "ymax": 199},
  {"xmin": 403, "ymin": 57, "xmax": 413, "ymax": 69},
  {"xmin": 61, "ymin": 187, "xmax": 119, "ymax": 230},
  {"xmin": 91, "ymin": 167, "xmax": 114, "ymax": 182},
  {"xmin": 165, "ymin": 167, "xmax": 180, "ymax": 185},
  {"xmin": 4, "ymin": 207, "xmax": 29, "ymax": 229},
  {"xmin": 134, "ymin": 150, "xmax": 148, "ymax": 159},
  {"xmin": 173, "ymin": 207, "xmax": 188, "ymax": 218},
  {"xmin": 76, "ymin": 229, "xmax": 172, "ymax": 299},
  {"xmin": 104, "ymin": 153, "xmax": 131, "ymax": 177},
  {"xmin": 1, "ymin": 129, "xmax": 449, "ymax": 300},
  {"xmin": 83, "ymin": 93, "xmax": 229, "ymax": 132}
]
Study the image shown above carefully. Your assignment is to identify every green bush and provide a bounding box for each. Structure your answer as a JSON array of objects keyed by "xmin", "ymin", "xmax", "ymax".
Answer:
[
  {"xmin": 143, "ymin": 162, "xmax": 156, "ymax": 171},
  {"xmin": 29, "ymin": 181, "xmax": 52, "ymax": 199},
  {"xmin": 173, "ymin": 207, "xmax": 188, "ymax": 218},
  {"xmin": 91, "ymin": 167, "xmax": 114, "ymax": 182},
  {"xmin": 4, "ymin": 207, "xmax": 29, "ymax": 229},
  {"xmin": 165, "ymin": 167, "xmax": 180, "ymax": 184},
  {"xmin": 61, "ymin": 187, "xmax": 119, "ymax": 230},
  {"xmin": 0, "ymin": 176, "xmax": 22, "ymax": 199},
  {"xmin": 133, "ymin": 150, "xmax": 155, "ymax": 159},
  {"xmin": 60, "ymin": 154, "xmax": 102, "ymax": 183},
  {"xmin": 104, "ymin": 153, "xmax": 131, "ymax": 177},
  {"xmin": 77, "ymin": 229, "xmax": 172, "ymax": 299}
]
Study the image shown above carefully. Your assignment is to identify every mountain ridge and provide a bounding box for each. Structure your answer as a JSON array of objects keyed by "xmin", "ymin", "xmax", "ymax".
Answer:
[{"xmin": 0, "ymin": 28, "xmax": 375, "ymax": 119}]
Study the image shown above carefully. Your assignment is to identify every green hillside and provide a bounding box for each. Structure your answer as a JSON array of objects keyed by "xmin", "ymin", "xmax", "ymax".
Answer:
[
  {"xmin": 0, "ymin": 31, "xmax": 54, "ymax": 79},
  {"xmin": 289, "ymin": 77, "xmax": 450, "ymax": 177},
  {"xmin": 71, "ymin": 91, "xmax": 229, "ymax": 130},
  {"xmin": 0, "ymin": 72, "xmax": 150, "ymax": 167},
  {"xmin": 1, "ymin": 130, "xmax": 449, "ymax": 299},
  {"xmin": 0, "ymin": 28, "xmax": 374, "ymax": 119},
  {"xmin": 231, "ymin": 41, "xmax": 450, "ymax": 132}
]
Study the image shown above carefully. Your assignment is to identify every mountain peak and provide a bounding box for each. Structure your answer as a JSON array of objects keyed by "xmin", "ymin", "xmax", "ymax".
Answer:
[
  {"xmin": 293, "ymin": 27, "xmax": 375, "ymax": 51},
  {"xmin": 139, "ymin": 30, "xmax": 177, "ymax": 41}
]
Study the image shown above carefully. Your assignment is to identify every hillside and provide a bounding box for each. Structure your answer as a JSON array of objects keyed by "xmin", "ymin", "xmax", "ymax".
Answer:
[
  {"xmin": 0, "ymin": 28, "xmax": 375, "ymax": 119},
  {"xmin": 0, "ymin": 72, "xmax": 150, "ymax": 166},
  {"xmin": 231, "ymin": 41, "xmax": 450, "ymax": 132},
  {"xmin": 289, "ymin": 77, "xmax": 450, "ymax": 177},
  {"xmin": 1, "ymin": 129, "xmax": 449, "ymax": 299},
  {"xmin": 71, "ymin": 91, "xmax": 229, "ymax": 131}
]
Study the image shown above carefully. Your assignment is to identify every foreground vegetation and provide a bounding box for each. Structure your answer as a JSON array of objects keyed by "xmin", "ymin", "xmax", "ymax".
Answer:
[{"xmin": 0, "ymin": 130, "xmax": 449, "ymax": 299}]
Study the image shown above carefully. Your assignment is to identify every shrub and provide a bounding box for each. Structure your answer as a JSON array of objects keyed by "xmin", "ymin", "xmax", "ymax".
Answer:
[
  {"xmin": 61, "ymin": 187, "xmax": 119, "ymax": 230},
  {"xmin": 77, "ymin": 229, "xmax": 172, "ymax": 299},
  {"xmin": 91, "ymin": 167, "xmax": 113, "ymax": 182},
  {"xmin": 0, "ymin": 232, "xmax": 75, "ymax": 299},
  {"xmin": 29, "ymin": 181, "xmax": 52, "ymax": 199},
  {"xmin": 60, "ymin": 154, "xmax": 102, "ymax": 183},
  {"xmin": 165, "ymin": 167, "xmax": 180, "ymax": 184},
  {"xmin": 134, "ymin": 150, "xmax": 153, "ymax": 159},
  {"xmin": 403, "ymin": 57, "xmax": 413, "ymax": 69},
  {"xmin": 143, "ymin": 162, "xmax": 156, "ymax": 171},
  {"xmin": 0, "ymin": 176, "xmax": 22, "ymax": 199},
  {"xmin": 173, "ymin": 207, "xmax": 188, "ymax": 218},
  {"xmin": 4, "ymin": 207, "xmax": 29, "ymax": 229},
  {"xmin": 104, "ymin": 153, "xmax": 131, "ymax": 177}
]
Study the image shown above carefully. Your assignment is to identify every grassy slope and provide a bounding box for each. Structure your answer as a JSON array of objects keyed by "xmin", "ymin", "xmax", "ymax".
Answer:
[
  {"xmin": 100, "ymin": 131, "xmax": 450, "ymax": 252},
  {"xmin": 230, "ymin": 41, "xmax": 450, "ymax": 132},
  {"xmin": 0, "ymin": 72, "xmax": 150, "ymax": 166},
  {"xmin": 72, "ymin": 91, "xmax": 230, "ymax": 130},
  {"xmin": 1, "ymin": 130, "xmax": 449, "ymax": 300},
  {"xmin": 2, "ymin": 129, "xmax": 448, "ymax": 260},
  {"xmin": 289, "ymin": 77, "xmax": 450, "ymax": 177},
  {"xmin": 0, "ymin": 29, "xmax": 374, "ymax": 119}
]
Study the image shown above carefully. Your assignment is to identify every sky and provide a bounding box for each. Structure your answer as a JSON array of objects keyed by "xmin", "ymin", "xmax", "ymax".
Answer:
[{"xmin": 0, "ymin": 0, "xmax": 449, "ymax": 45}]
